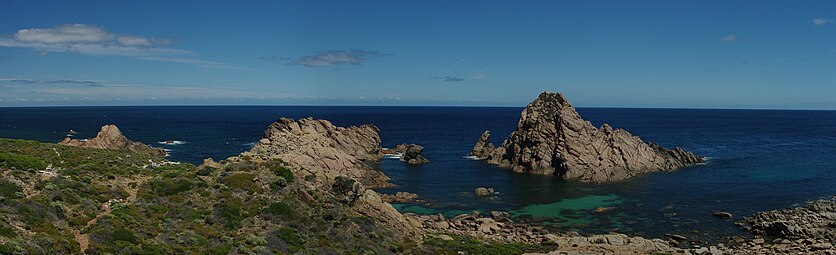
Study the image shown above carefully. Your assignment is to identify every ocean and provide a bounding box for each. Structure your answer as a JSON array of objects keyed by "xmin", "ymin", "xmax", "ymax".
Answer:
[{"xmin": 1, "ymin": 106, "xmax": 835, "ymax": 242}]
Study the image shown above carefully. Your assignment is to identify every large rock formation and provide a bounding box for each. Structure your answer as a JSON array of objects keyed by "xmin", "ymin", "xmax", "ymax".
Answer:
[
  {"xmin": 242, "ymin": 117, "xmax": 389, "ymax": 188},
  {"xmin": 239, "ymin": 117, "xmax": 422, "ymax": 236},
  {"xmin": 471, "ymin": 92, "xmax": 703, "ymax": 183},
  {"xmin": 58, "ymin": 125, "xmax": 166, "ymax": 157}
]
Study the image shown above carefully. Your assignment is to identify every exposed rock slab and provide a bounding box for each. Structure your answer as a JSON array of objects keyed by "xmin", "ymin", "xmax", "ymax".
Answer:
[
  {"xmin": 737, "ymin": 196, "xmax": 836, "ymax": 243},
  {"xmin": 242, "ymin": 117, "xmax": 390, "ymax": 188},
  {"xmin": 472, "ymin": 92, "xmax": 703, "ymax": 183},
  {"xmin": 58, "ymin": 125, "xmax": 165, "ymax": 157}
]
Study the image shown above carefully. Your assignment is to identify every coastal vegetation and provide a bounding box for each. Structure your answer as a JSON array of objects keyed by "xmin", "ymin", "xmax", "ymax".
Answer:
[{"xmin": 0, "ymin": 138, "xmax": 555, "ymax": 254}]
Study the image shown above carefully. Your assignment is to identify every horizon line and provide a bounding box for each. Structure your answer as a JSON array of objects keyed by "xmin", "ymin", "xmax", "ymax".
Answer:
[{"xmin": 1, "ymin": 104, "xmax": 835, "ymax": 112}]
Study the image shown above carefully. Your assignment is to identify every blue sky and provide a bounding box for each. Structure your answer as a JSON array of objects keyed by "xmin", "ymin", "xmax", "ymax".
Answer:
[{"xmin": 1, "ymin": 1, "xmax": 834, "ymax": 109}]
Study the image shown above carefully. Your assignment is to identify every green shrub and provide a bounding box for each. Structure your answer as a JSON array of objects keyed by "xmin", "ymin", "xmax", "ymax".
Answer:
[
  {"xmin": 0, "ymin": 180, "xmax": 22, "ymax": 200},
  {"xmin": 277, "ymin": 227, "xmax": 304, "ymax": 252},
  {"xmin": 0, "ymin": 224, "xmax": 16, "ymax": 238},
  {"xmin": 271, "ymin": 165, "xmax": 294, "ymax": 183},
  {"xmin": 223, "ymin": 173, "xmax": 263, "ymax": 193},
  {"xmin": 113, "ymin": 227, "xmax": 138, "ymax": 244},
  {"xmin": 150, "ymin": 177, "xmax": 193, "ymax": 196},
  {"xmin": 215, "ymin": 201, "xmax": 244, "ymax": 230},
  {"xmin": 263, "ymin": 202, "xmax": 293, "ymax": 217},
  {"xmin": 0, "ymin": 152, "xmax": 46, "ymax": 171}
]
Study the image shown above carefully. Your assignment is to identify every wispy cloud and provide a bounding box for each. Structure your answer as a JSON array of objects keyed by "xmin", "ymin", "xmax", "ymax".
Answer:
[
  {"xmin": 471, "ymin": 70, "xmax": 487, "ymax": 80},
  {"xmin": 292, "ymin": 49, "xmax": 389, "ymax": 67},
  {"xmin": 260, "ymin": 54, "xmax": 291, "ymax": 62},
  {"xmin": 0, "ymin": 78, "xmax": 117, "ymax": 87},
  {"xmin": 814, "ymin": 18, "xmax": 833, "ymax": 26},
  {"xmin": 431, "ymin": 76, "xmax": 465, "ymax": 82},
  {"xmin": 721, "ymin": 34, "xmax": 737, "ymax": 42},
  {"xmin": 0, "ymin": 24, "xmax": 230, "ymax": 69},
  {"xmin": 138, "ymin": 57, "xmax": 241, "ymax": 69}
]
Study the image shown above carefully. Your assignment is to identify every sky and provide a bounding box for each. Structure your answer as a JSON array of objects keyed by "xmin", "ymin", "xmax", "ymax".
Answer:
[{"xmin": 0, "ymin": 1, "xmax": 835, "ymax": 109}]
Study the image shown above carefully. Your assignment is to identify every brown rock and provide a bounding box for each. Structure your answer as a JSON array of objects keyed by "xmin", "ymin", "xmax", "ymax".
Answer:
[
  {"xmin": 472, "ymin": 92, "xmax": 704, "ymax": 183},
  {"xmin": 58, "ymin": 125, "xmax": 166, "ymax": 157},
  {"xmin": 244, "ymin": 117, "xmax": 390, "ymax": 188},
  {"xmin": 470, "ymin": 130, "xmax": 495, "ymax": 159},
  {"xmin": 713, "ymin": 211, "xmax": 733, "ymax": 219}
]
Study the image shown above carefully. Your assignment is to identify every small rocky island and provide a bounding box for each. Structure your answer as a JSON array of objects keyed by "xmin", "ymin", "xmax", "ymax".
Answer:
[
  {"xmin": 382, "ymin": 143, "xmax": 429, "ymax": 164},
  {"xmin": 471, "ymin": 92, "xmax": 704, "ymax": 182},
  {"xmin": 58, "ymin": 124, "xmax": 166, "ymax": 157}
]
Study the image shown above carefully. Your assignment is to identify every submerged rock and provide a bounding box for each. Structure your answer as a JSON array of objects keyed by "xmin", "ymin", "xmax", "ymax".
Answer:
[
  {"xmin": 58, "ymin": 125, "xmax": 166, "ymax": 157},
  {"xmin": 474, "ymin": 187, "xmax": 498, "ymax": 197},
  {"xmin": 471, "ymin": 91, "xmax": 704, "ymax": 183},
  {"xmin": 713, "ymin": 211, "xmax": 733, "ymax": 219}
]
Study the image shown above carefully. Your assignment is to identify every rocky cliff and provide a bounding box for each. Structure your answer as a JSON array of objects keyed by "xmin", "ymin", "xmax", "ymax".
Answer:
[
  {"xmin": 242, "ymin": 117, "xmax": 389, "ymax": 188},
  {"xmin": 239, "ymin": 117, "xmax": 421, "ymax": 236},
  {"xmin": 471, "ymin": 92, "xmax": 703, "ymax": 183},
  {"xmin": 58, "ymin": 125, "xmax": 166, "ymax": 157}
]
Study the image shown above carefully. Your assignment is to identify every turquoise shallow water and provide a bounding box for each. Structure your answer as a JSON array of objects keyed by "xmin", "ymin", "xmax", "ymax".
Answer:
[{"xmin": 1, "ymin": 106, "xmax": 835, "ymax": 242}]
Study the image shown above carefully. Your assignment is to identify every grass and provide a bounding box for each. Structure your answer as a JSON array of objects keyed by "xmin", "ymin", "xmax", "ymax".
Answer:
[{"xmin": 0, "ymin": 151, "xmax": 46, "ymax": 171}]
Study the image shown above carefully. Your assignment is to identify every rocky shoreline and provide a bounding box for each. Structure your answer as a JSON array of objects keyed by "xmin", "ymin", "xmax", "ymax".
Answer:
[{"xmin": 13, "ymin": 116, "xmax": 830, "ymax": 254}]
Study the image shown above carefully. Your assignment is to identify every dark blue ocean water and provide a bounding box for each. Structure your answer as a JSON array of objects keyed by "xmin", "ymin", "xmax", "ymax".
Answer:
[{"xmin": 1, "ymin": 106, "xmax": 835, "ymax": 241}]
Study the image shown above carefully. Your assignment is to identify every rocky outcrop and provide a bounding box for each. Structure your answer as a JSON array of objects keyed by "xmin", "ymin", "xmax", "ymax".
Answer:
[
  {"xmin": 58, "ymin": 125, "xmax": 166, "ymax": 157},
  {"xmin": 242, "ymin": 117, "xmax": 389, "ymax": 188},
  {"xmin": 474, "ymin": 187, "xmax": 499, "ymax": 197},
  {"xmin": 472, "ymin": 92, "xmax": 703, "ymax": 183},
  {"xmin": 737, "ymin": 196, "xmax": 836, "ymax": 243},
  {"xmin": 238, "ymin": 117, "xmax": 422, "ymax": 236},
  {"xmin": 401, "ymin": 144, "xmax": 429, "ymax": 164},
  {"xmin": 469, "ymin": 130, "xmax": 495, "ymax": 159},
  {"xmin": 380, "ymin": 191, "xmax": 419, "ymax": 203},
  {"xmin": 383, "ymin": 143, "xmax": 429, "ymax": 164}
]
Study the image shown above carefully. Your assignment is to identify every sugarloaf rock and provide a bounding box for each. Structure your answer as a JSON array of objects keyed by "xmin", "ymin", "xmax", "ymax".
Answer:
[{"xmin": 471, "ymin": 92, "xmax": 703, "ymax": 183}]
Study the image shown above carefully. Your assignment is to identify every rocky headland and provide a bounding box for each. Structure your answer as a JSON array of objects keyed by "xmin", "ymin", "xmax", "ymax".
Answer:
[
  {"xmin": 58, "ymin": 124, "xmax": 166, "ymax": 157},
  {"xmin": 471, "ymin": 92, "xmax": 704, "ymax": 183},
  {"xmin": 236, "ymin": 117, "xmax": 422, "ymax": 236}
]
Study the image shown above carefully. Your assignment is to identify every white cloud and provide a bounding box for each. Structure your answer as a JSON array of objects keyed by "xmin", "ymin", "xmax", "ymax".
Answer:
[
  {"xmin": 0, "ymin": 24, "xmax": 230, "ymax": 69},
  {"xmin": 721, "ymin": 34, "xmax": 737, "ymax": 42},
  {"xmin": 117, "ymin": 35, "xmax": 151, "ymax": 46},
  {"xmin": 814, "ymin": 18, "xmax": 833, "ymax": 26},
  {"xmin": 14, "ymin": 24, "xmax": 114, "ymax": 44},
  {"xmin": 293, "ymin": 49, "xmax": 388, "ymax": 67}
]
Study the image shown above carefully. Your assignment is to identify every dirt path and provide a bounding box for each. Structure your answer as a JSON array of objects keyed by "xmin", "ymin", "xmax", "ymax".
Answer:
[{"xmin": 73, "ymin": 176, "xmax": 149, "ymax": 253}]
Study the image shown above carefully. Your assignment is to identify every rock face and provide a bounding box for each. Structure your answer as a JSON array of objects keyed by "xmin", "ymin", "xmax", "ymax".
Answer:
[
  {"xmin": 401, "ymin": 144, "xmax": 429, "ymax": 164},
  {"xmin": 383, "ymin": 143, "xmax": 429, "ymax": 164},
  {"xmin": 469, "ymin": 131, "xmax": 495, "ymax": 159},
  {"xmin": 737, "ymin": 196, "xmax": 836, "ymax": 243},
  {"xmin": 472, "ymin": 92, "xmax": 703, "ymax": 183},
  {"xmin": 243, "ymin": 117, "xmax": 388, "ymax": 188},
  {"xmin": 58, "ymin": 125, "xmax": 166, "ymax": 157},
  {"xmin": 239, "ymin": 117, "xmax": 422, "ymax": 236}
]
